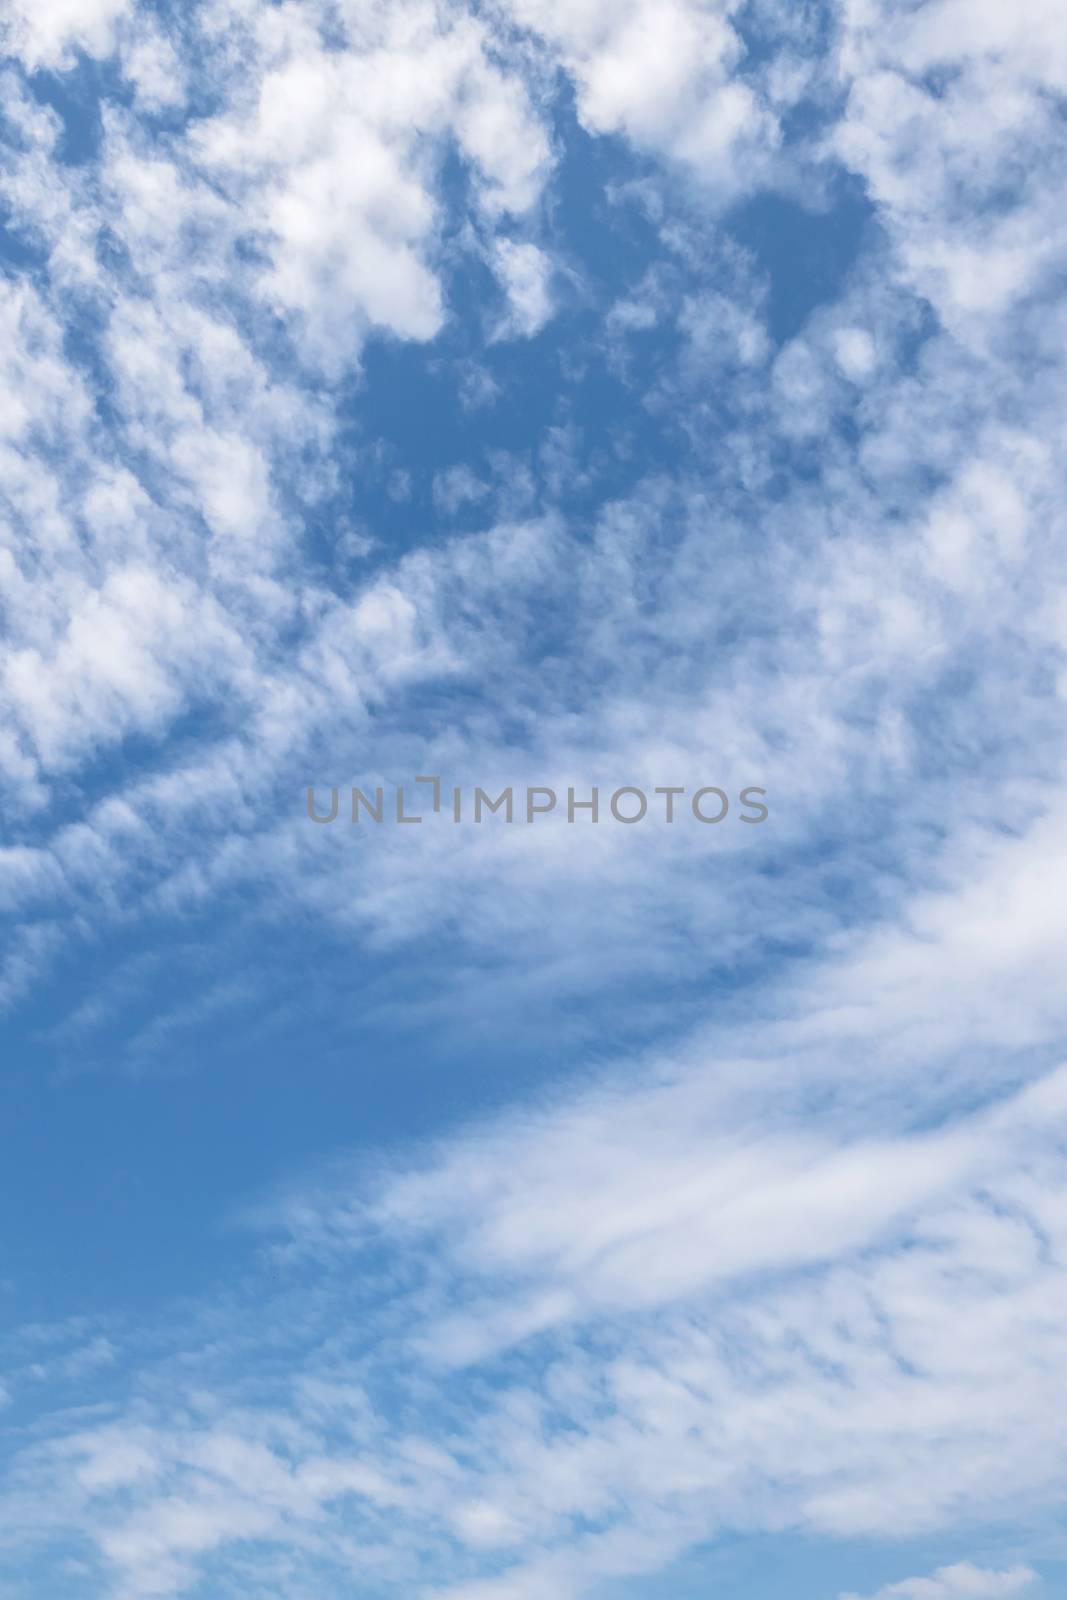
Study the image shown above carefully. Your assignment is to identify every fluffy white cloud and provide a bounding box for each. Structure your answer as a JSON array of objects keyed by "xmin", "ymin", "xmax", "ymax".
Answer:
[
  {"xmin": 181, "ymin": 0, "xmax": 552, "ymax": 369},
  {"xmin": 2, "ymin": 959, "xmax": 1065, "ymax": 1595},
  {"xmin": 0, "ymin": 3, "xmax": 1065, "ymax": 1593},
  {"xmin": 490, "ymin": 238, "xmax": 554, "ymax": 338},
  {"xmin": 835, "ymin": 0, "xmax": 1067, "ymax": 338},
  {"xmin": 0, "ymin": 0, "xmax": 131, "ymax": 70},
  {"xmin": 502, "ymin": 0, "xmax": 779, "ymax": 187},
  {"xmin": 842, "ymin": 1564, "xmax": 1039, "ymax": 1600}
]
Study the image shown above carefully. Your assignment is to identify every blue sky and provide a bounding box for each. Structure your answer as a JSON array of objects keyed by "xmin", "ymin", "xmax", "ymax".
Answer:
[{"xmin": 1, "ymin": 0, "xmax": 1067, "ymax": 1597}]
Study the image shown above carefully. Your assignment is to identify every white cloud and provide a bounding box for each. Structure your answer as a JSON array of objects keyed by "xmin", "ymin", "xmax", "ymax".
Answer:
[
  {"xmin": 434, "ymin": 464, "xmax": 490, "ymax": 516},
  {"xmin": 842, "ymin": 1564, "xmax": 1039, "ymax": 1600},
  {"xmin": 182, "ymin": 0, "xmax": 552, "ymax": 371},
  {"xmin": 120, "ymin": 24, "xmax": 186, "ymax": 112},
  {"xmin": 2, "ymin": 980, "xmax": 1065, "ymax": 1595},
  {"xmin": 502, "ymin": 0, "xmax": 778, "ymax": 188},
  {"xmin": 833, "ymin": 326, "xmax": 878, "ymax": 381},
  {"xmin": 0, "ymin": 0, "xmax": 130, "ymax": 70},
  {"xmin": 491, "ymin": 238, "xmax": 554, "ymax": 339},
  {"xmin": 0, "ymin": 4, "xmax": 1066, "ymax": 1593},
  {"xmin": 2, "ymin": 563, "xmax": 243, "ymax": 771},
  {"xmin": 835, "ymin": 0, "xmax": 1067, "ymax": 340}
]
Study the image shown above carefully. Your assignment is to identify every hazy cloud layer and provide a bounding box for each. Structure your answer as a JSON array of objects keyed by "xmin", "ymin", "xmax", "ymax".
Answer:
[{"xmin": 1, "ymin": 0, "xmax": 1065, "ymax": 1597}]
